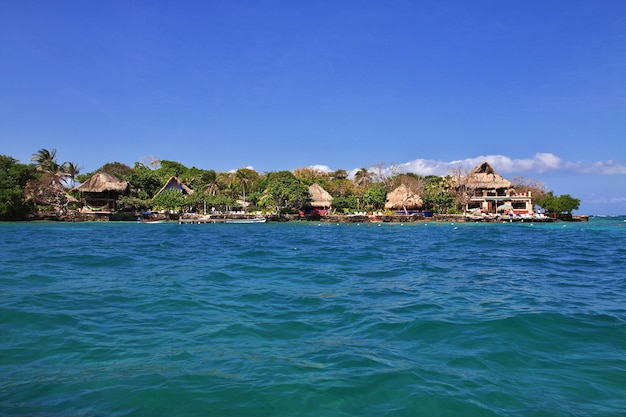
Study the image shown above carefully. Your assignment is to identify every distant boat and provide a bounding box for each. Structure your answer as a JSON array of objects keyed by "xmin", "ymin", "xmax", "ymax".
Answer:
[
  {"xmin": 138, "ymin": 211, "xmax": 166, "ymax": 223},
  {"xmin": 225, "ymin": 217, "xmax": 266, "ymax": 224},
  {"xmin": 138, "ymin": 218, "xmax": 165, "ymax": 224}
]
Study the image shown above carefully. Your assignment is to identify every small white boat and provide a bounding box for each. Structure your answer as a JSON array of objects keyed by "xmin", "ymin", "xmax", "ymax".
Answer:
[
  {"xmin": 139, "ymin": 219, "xmax": 165, "ymax": 224},
  {"xmin": 138, "ymin": 211, "xmax": 166, "ymax": 223},
  {"xmin": 225, "ymin": 217, "xmax": 266, "ymax": 224}
]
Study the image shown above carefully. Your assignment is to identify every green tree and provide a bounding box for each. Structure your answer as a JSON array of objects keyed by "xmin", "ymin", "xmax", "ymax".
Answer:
[
  {"xmin": 331, "ymin": 169, "xmax": 349, "ymax": 180},
  {"xmin": 422, "ymin": 175, "xmax": 456, "ymax": 213},
  {"xmin": 354, "ymin": 168, "xmax": 373, "ymax": 190},
  {"xmin": 538, "ymin": 193, "xmax": 580, "ymax": 218},
  {"xmin": 246, "ymin": 190, "xmax": 263, "ymax": 210},
  {"xmin": 116, "ymin": 196, "xmax": 152, "ymax": 211},
  {"xmin": 293, "ymin": 167, "xmax": 330, "ymax": 188},
  {"xmin": 0, "ymin": 155, "xmax": 37, "ymax": 217},
  {"xmin": 185, "ymin": 191, "xmax": 208, "ymax": 213},
  {"xmin": 197, "ymin": 169, "xmax": 220, "ymax": 197},
  {"xmin": 262, "ymin": 171, "xmax": 310, "ymax": 213},
  {"xmin": 235, "ymin": 168, "xmax": 259, "ymax": 203},
  {"xmin": 363, "ymin": 185, "xmax": 387, "ymax": 210},
  {"xmin": 331, "ymin": 195, "xmax": 359, "ymax": 212},
  {"xmin": 182, "ymin": 166, "xmax": 205, "ymax": 190},
  {"xmin": 206, "ymin": 194, "xmax": 236, "ymax": 211},
  {"xmin": 128, "ymin": 163, "xmax": 163, "ymax": 199},
  {"xmin": 327, "ymin": 177, "xmax": 353, "ymax": 198},
  {"xmin": 31, "ymin": 148, "xmax": 60, "ymax": 174},
  {"xmin": 62, "ymin": 162, "xmax": 82, "ymax": 188},
  {"xmin": 152, "ymin": 189, "xmax": 186, "ymax": 212},
  {"xmin": 97, "ymin": 162, "xmax": 134, "ymax": 181},
  {"xmin": 185, "ymin": 191, "xmax": 236, "ymax": 213},
  {"xmin": 157, "ymin": 160, "xmax": 188, "ymax": 180}
]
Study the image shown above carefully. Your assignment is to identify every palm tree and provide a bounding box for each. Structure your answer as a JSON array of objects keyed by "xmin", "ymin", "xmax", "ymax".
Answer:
[
  {"xmin": 200, "ymin": 170, "xmax": 220, "ymax": 196},
  {"xmin": 224, "ymin": 177, "xmax": 238, "ymax": 199},
  {"xmin": 31, "ymin": 148, "xmax": 60, "ymax": 174},
  {"xmin": 203, "ymin": 181, "xmax": 219, "ymax": 196},
  {"xmin": 331, "ymin": 169, "xmax": 348, "ymax": 180},
  {"xmin": 62, "ymin": 162, "xmax": 82, "ymax": 188},
  {"xmin": 235, "ymin": 168, "xmax": 252, "ymax": 203},
  {"xmin": 354, "ymin": 168, "xmax": 373, "ymax": 189}
]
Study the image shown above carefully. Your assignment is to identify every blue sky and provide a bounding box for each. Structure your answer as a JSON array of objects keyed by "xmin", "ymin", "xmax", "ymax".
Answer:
[{"xmin": 1, "ymin": 1, "xmax": 625, "ymax": 214}]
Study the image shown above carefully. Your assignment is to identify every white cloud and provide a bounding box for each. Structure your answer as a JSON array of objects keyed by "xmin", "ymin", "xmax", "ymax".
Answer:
[
  {"xmin": 393, "ymin": 153, "xmax": 625, "ymax": 176},
  {"xmin": 534, "ymin": 153, "xmax": 562, "ymax": 171},
  {"xmin": 307, "ymin": 164, "xmax": 332, "ymax": 173},
  {"xmin": 300, "ymin": 154, "xmax": 625, "ymax": 179},
  {"xmin": 399, "ymin": 159, "xmax": 449, "ymax": 176},
  {"xmin": 583, "ymin": 196, "xmax": 626, "ymax": 204},
  {"xmin": 563, "ymin": 160, "xmax": 626, "ymax": 175},
  {"xmin": 228, "ymin": 165, "xmax": 255, "ymax": 173},
  {"xmin": 454, "ymin": 153, "xmax": 562, "ymax": 173}
]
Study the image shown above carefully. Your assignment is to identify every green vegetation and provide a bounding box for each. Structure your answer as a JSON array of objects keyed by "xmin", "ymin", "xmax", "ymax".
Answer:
[
  {"xmin": 0, "ymin": 155, "xmax": 37, "ymax": 217},
  {"xmin": 0, "ymin": 148, "xmax": 582, "ymax": 220},
  {"xmin": 421, "ymin": 176, "xmax": 456, "ymax": 213},
  {"xmin": 538, "ymin": 193, "xmax": 581, "ymax": 219},
  {"xmin": 152, "ymin": 189, "xmax": 186, "ymax": 212},
  {"xmin": 262, "ymin": 171, "xmax": 311, "ymax": 213},
  {"xmin": 363, "ymin": 185, "xmax": 387, "ymax": 210}
]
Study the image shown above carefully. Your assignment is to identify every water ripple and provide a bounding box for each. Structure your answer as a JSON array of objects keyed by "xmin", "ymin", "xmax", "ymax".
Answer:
[{"xmin": 1, "ymin": 219, "xmax": 625, "ymax": 416}]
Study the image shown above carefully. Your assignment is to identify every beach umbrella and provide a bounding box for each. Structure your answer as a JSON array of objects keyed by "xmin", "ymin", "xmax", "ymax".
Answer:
[{"xmin": 497, "ymin": 202, "xmax": 513, "ymax": 212}]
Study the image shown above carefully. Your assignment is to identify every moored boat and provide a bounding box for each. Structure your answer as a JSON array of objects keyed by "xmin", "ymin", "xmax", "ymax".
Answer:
[
  {"xmin": 225, "ymin": 217, "xmax": 266, "ymax": 224},
  {"xmin": 138, "ymin": 211, "xmax": 167, "ymax": 223}
]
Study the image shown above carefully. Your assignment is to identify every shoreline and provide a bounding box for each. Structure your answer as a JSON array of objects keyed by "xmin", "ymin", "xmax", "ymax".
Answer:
[{"xmin": 6, "ymin": 211, "xmax": 569, "ymax": 223}]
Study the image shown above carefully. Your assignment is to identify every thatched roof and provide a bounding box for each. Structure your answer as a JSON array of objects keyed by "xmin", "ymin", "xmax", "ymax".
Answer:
[
  {"xmin": 154, "ymin": 176, "xmax": 194, "ymax": 197},
  {"xmin": 384, "ymin": 184, "xmax": 423, "ymax": 210},
  {"xmin": 24, "ymin": 174, "xmax": 78, "ymax": 205},
  {"xmin": 236, "ymin": 199, "xmax": 251, "ymax": 208},
  {"xmin": 464, "ymin": 162, "xmax": 513, "ymax": 190},
  {"xmin": 75, "ymin": 172, "xmax": 129, "ymax": 193},
  {"xmin": 309, "ymin": 183, "xmax": 333, "ymax": 207}
]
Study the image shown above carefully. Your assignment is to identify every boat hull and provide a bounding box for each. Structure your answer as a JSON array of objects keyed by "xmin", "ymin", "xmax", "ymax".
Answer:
[{"xmin": 224, "ymin": 218, "xmax": 266, "ymax": 224}]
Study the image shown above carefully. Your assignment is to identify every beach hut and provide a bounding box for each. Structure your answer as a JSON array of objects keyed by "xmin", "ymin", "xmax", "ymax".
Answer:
[
  {"xmin": 309, "ymin": 183, "xmax": 333, "ymax": 207},
  {"xmin": 153, "ymin": 176, "xmax": 194, "ymax": 197},
  {"xmin": 74, "ymin": 171, "xmax": 130, "ymax": 212},
  {"xmin": 464, "ymin": 162, "xmax": 513, "ymax": 191},
  {"xmin": 384, "ymin": 184, "xmax": 423, "ymax": 214},
  {"xmin": 462, "ymin": 162, "xmax": 532, "ymax": 214},
  {"xmin": 303, "ymin": 183, "xmax": 333, "ymax": 215}
]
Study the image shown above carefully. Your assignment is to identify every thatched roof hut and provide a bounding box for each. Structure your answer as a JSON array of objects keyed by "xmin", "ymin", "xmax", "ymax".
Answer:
[
  {"xmin": 309, "ymin": 183, "xmax": 333, "ymax": 208},
  {"xmin": 464, "ymin": 162, "xmax": 513, "ymax": 191},
  {"xmin": 154, "ymin": 176, "xmax": 194, "ymax": 197},
  {"xmin": 384, "ymin": 184, "xmax": 423, "ymax": 210},
  {"xmin": 73, "ymin": 171, "xmax": 129, "ymax": 213},
  {"xmin": 75, "ymin": 171, "xmax": 129, "ymax": 194},
  {"xmin": 24, "ymin": 174, "xmax": 78, "ymax": 206}
]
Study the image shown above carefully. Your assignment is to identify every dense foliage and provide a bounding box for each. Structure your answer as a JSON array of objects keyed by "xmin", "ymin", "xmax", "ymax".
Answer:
[
  {"xmin": 0, "ymin": 148, "xmax": 582, "ymax": 220},
  {"xmin": 152, "ymin": 189, "xmax": 186, "ymax": 212},
  {"xmin": 538, "ymin": 194, "xmax": 581, "ymax": 218},
  {"xmin": 363, "ymin": 185, "xmax": 387, "ymax": 210},
  {"xmin": 0, "ymin": 155, "xmax": 38, "ymax": 216},
  {"xmin": 421, "ymin": 176, "xmax": 456, "ymax": 213},
  {"xmin": 261, "ymin": 171, "xmax": 311, "ymax": 213}
]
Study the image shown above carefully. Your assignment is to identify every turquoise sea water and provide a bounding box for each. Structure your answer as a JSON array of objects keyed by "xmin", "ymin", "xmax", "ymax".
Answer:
[{"xmin": 1, "ymin": 218, "xmax": 625, "ymax": 416}]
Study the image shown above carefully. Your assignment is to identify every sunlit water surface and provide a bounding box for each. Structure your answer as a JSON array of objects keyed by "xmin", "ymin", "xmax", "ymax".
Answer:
[{"xmin": 1, "ymin": 218, "xmax": 625, "ymax": 416}]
